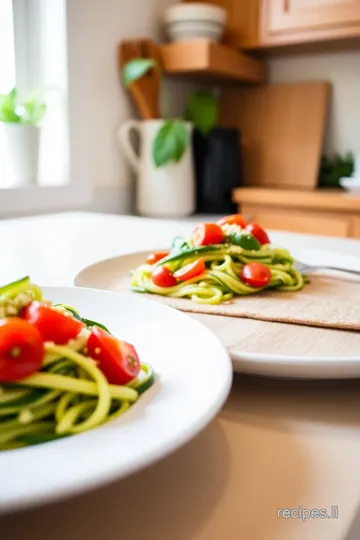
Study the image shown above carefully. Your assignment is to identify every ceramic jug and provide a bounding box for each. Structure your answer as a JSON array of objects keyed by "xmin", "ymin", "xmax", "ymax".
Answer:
[{"xmin": 119, "ymin": 119, "xmax": 195, "ymax": 217}]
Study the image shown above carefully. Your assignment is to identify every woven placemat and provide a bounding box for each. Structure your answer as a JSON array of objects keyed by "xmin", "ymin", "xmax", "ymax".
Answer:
[{"xmin": 114, "ymin": 274, "xmax": 360, "ymax": 331}]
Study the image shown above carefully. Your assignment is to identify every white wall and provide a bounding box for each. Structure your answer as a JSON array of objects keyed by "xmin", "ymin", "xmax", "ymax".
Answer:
[
  {"xmin": 269, "ymin": 50, "xmax": 360, "ymax": 157},
  {"xmin": 67, "ymin": 0, "xmax": 195, "ymax": 214}
]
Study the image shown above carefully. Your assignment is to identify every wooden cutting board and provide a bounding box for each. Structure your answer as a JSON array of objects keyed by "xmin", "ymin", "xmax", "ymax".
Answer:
[{"xmin": 219, "ymin": 81, "xmax": 330, "ymax": 191}]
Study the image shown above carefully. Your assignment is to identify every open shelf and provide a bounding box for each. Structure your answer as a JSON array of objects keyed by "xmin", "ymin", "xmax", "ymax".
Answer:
[{"xmin": 160, "ymin": 39, "xmax": 267, "ymax": 84}]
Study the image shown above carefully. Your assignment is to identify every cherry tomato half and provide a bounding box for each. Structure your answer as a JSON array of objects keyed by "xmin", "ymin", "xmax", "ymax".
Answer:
[
  {"xmin": 217, "ymin": 214, "xmax": 246, "ymax": 229},
  {"xmin": 22, "ymin": 302, "xmax": 85, "ymax": 345},
  {"xmin": 174, "ymin": 258, "xmax": 205, "ymax": 282},
  {"xmin": 151, "ymin": 266, "xmax": 177, "ymax": 287},
  {"xmin": 87, "ymin": 326, "xmax": 140, "ymax": 385},
  {"xmin": 191, "ymin": 223, "xmax": 224, "ymax": 246},
  {"xmin": 146, "ymin": 252, "xmax": 169, "ymax": 265},
  {"xmin": 246, "ymin": 223, "xmax": 270, "ymax": 245},
  {"xmin": 240, "ymin": 263, "xmax": 272, "ymax": 288},
  {"xmin": 0, "ymin": 318, "xmax": 44, "ymax": 382}
]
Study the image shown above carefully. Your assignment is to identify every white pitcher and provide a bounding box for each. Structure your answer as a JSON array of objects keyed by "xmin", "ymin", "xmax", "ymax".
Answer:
[{"xmin": 119, "ymin": 119, "xmax": 195, "ymax": 217}]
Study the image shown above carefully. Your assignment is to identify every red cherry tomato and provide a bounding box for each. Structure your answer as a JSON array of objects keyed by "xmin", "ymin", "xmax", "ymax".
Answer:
[
  {"xmin": 87, "ymin": 326, "xmax": 140, "ymax": 384},
  {"xmin": 217, "ymin": 214, "xmax": 247, "ymax": 229},
  {"xmin": 240, "ymin": 263, "xmax": 272, "ymax": 288},
  {"xmin": 146, "ymin": 252, "xmax": 169, "ymax": 265},
  {"xmin": 174, "ymin": 258, "xmax": 205, "ymax": 281},
  {"xmin": 22, "ymin": 302, "xmax": 85, "ymax": 345},
  {"xmin": 246, "ymin": 223, "xmax": 270, "ymax": 245},
  {"xmin": 151, "ymin": 266, "xmax": 177, "ymax": 287},
  {"xmin": 191, "ymin": 223, "xmax": 224, "ymax": 246},
  {"xmin": 0, "ymin": 318, "xmax": 44, "ymax": 382}
]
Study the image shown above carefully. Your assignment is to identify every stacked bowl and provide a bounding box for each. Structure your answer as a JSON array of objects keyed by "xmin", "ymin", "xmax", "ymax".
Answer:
[{"xmin": 164, "ymin": 3, "xmax": 227, "ymax": 43}]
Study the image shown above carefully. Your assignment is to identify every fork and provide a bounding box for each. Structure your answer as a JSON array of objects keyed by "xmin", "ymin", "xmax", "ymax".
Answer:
[{"xmin": 294, "ymin": 259, "xmax": 360, "ymax": 277}]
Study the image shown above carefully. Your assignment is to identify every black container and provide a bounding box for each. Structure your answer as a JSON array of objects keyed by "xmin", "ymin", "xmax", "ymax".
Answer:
[{"xmin": 192, "ymin": 127, "xmax": 242, "ymax": 214}]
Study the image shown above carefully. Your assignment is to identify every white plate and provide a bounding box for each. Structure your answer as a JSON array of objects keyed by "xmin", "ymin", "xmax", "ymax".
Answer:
[
  {"xmin": 75, "ymin": 249, "xmax": 360, "ymax": 380},
  {"xmin": 0, "ymin": 286, "xmax": 232, "ymax": 513}
]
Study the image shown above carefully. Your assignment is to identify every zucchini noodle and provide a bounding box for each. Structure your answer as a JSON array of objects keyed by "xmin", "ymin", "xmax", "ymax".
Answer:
[
  {"xmin": 131, "ymin": 243, "xmax": 305, "ymax": 305},
  {"xmin": 0, "ymin": 277, "xmax": 155, "ymax": 450}
]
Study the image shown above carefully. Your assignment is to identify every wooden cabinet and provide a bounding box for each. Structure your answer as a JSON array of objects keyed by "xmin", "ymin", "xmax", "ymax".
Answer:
[
  {"xmin": 242, "ymin": 206, "xmax": 352, "ymax": 237},
  {"xmin": 182, "ymin": 0, "xmax": 360, "ymax": 51},
  {"xmin": 262, "ymin": 0, "xmax": 360, "ymax": 47},
  {"xmin": 233, "ymin": 188, "xmax": 360, "ymax": 239}
]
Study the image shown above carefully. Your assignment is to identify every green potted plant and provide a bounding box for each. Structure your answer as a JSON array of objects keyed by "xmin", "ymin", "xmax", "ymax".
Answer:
[
  {"xmin": 119, "ymin": 59, "xmax": 195, "ymax": 217},
  {"xmin": 0, "ymin": 88, "xmax": 46, "ymax": 186},
  {"xmin": 318, "ymin": 152, "xmax": 354, "ymax": 188}
]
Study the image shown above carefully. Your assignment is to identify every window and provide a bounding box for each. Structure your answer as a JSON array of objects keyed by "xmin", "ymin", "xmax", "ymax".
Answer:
[
  {"xmin": 0, "ymin": 0, "xmax": 16, "ymax": 93},
  {"xmin": 0, "ymin": 0, "xmax": 91, "ymax": 216}
]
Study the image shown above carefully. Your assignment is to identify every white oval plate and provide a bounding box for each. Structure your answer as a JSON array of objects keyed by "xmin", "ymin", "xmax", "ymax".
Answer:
[
  {"xmin": 0, "ymin": 286, "xmax": 232, "ymax": 513},
  {"xmin": 75, "ymin": 250, "xmax": 360, "ymax": 380}
]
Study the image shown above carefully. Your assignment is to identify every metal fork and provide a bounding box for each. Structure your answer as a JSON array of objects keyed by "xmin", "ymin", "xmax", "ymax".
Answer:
[{"xmin": 294, "ymin": 259, "xmax": 360, "ymax": 277}]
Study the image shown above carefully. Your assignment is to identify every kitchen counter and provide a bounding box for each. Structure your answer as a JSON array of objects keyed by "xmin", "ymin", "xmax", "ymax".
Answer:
[{"xmin": 2, "ymin": 211, "xmax": 360, "ymax": 540}]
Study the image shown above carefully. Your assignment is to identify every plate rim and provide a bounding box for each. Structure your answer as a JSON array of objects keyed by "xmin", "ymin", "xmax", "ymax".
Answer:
[
  {"xmin": 74, "ymin": 249, "xmax": 360, "ymax": 380},
  {"xmin": 1, "ymin": 285, "xmax": 232, "ymax": 513}
]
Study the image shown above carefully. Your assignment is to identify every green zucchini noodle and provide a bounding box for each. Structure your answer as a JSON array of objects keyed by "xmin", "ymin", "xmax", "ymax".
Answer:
[
  {"xmin": 0, "ymin": 277, "xmax": 155, "ymax": 450},
  {"xmin": 131, "ymin": 243, "xmax": 305, "ymax": 305}
]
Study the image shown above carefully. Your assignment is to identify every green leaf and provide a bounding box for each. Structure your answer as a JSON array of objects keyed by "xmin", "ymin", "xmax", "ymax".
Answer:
[
  {"xmin": 318, "ymin": 151, "xmax": 354, "ymax": 188},
  {"xmin": 0, "ymin": 88, "xmax": 20, "ymax": 123},
  {"xmin": 123, "ymin": 58, "xmax": 156, "ymax": 87},
  {"xmin": 0, "ymin": 88, "xmax": 46, "ymax": 125},
  {"xmin": 153, "ymin": 120, "xmax": 189, "ymax": 168},
  {"xmin": 184, "ymin": 90, "xmax": 218, "ymax": 135}
]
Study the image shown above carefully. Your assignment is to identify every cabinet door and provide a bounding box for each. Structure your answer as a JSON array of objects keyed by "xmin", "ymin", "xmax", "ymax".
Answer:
[{"xmin": 265, "ymin": 0, "xmax": 360, "ymax": 35}]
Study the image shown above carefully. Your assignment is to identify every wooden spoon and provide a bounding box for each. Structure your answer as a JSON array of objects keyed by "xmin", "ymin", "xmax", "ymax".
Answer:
[
  {"xmin": 118, "ymin": 39, "xmax": 161, "ymax": 120},
  {"xmin": 139, "ymin": 39, "xmax": 162, "ymax": 119}
]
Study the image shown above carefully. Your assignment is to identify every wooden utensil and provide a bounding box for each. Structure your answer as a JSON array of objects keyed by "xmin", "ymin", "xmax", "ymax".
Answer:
[
  {"xmin": 140, "ymin": 39, "xmax": 162, "ymax": 119},
  {"xmin": 220, "ymin": 81, "xmax": 330, "ymax": 191},
  {"xmin": 118, "ymin": 39, "xmax": 161, "ymax": 120}
]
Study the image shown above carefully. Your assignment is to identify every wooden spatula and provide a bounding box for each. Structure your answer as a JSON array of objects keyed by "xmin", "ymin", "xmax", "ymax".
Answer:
[
  {"xmin": 139, "ymin": 39, "xmax": 162, "ymax": 119},
  {"xmin": 118, "ymin": 39, "xmax": 161, "ymax": 120}
]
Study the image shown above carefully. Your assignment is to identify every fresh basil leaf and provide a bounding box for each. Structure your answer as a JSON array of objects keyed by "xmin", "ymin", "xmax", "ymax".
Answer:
[
  {"xmin": 53, "ymin": 304, "xmax": 83, "ymax": 322},
  {"xmin": 82, "ymin": 317, "xmax": 111, "ymax": 334},
  {"xmin": 153, "ymin": 119, "xmax": 189, "ymax": 168},
  {"xmin": 123, "ymin": 58, "xmax": 156, "ymax": 87},
  {"xmin": 184, "ymin": 90, "xmax": 218, "ymax": 136},
  {"xmin": 228, "ymin": 230, "xmax": 260, "ymax": 251}
]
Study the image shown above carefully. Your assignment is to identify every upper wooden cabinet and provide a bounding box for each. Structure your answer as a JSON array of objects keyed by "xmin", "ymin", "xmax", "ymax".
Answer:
[
  {"xmin": 261, "ymin": 0, "xmax": 360, "ymax": 47},
  {"xmin": 182, "ymin": 0, "xmax": 360, "ymax": 51}
]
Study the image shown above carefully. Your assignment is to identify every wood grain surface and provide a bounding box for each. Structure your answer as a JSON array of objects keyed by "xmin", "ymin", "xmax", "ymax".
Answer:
[{"xmin": 220, "ymin": 81, "xmax": 330, "ymax": 190}]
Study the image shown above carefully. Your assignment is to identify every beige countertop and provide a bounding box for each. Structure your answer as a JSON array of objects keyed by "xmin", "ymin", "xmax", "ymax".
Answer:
[{"xmin": 2, "ymin": 212, "xmax": 360, "ymax": 540}]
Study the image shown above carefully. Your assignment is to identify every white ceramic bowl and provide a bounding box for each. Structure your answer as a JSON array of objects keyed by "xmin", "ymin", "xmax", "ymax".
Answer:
[
  {"xmin": 340, "ymin": 177, "xmax": 360, "ymax": 192},
  {"xmin": 164, "ymin": 3, "xmax": 227, "ymax": 24},
  {"xmin": 164, "ymin": 3, "xmax": 226, "ymax": 42},
  {"xmin": 166, "ymin": 20, "xmax": 224, "ymax": 42}
]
